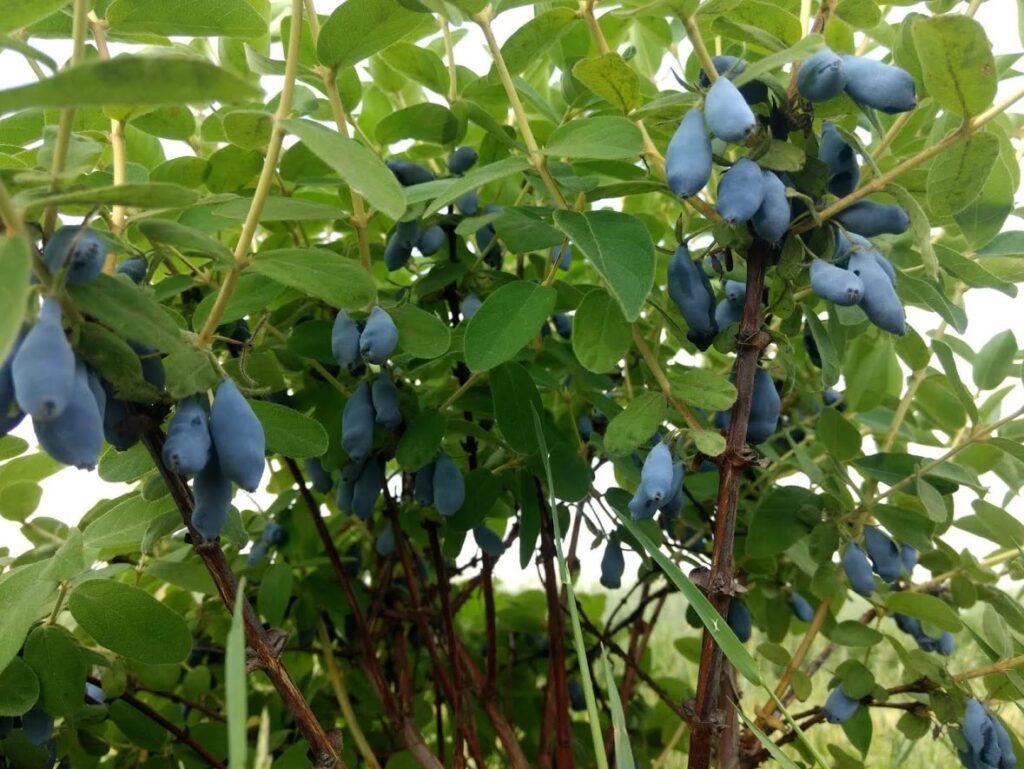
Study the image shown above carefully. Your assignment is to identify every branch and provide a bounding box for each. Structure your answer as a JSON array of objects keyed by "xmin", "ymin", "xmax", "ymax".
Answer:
[
  {"xmin": 688, "ymin": 239, "xmax": 772, "ymax": 769},
  {"xmin": 196, "ymin": 0, "xmax": 305, "ymax": 347},
  {"xmin": 140, "ymin": 431, "xmax": 343, "ymax": 767},
  {"xmin": 631, "ymin": 326, "xmax": 703, "ymax": 431},
  {"xmin": 682, "ymin": 14, "xmax": 718, "ymax": 84},
  {"xmin": 317, "ymin": 623, "xmax": 382, "ymax": 769}
]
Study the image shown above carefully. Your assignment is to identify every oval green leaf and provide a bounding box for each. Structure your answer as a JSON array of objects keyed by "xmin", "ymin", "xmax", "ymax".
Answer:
[{"xmin": 464, "ymin": 281, "xmax": 557, "ymax": 372}]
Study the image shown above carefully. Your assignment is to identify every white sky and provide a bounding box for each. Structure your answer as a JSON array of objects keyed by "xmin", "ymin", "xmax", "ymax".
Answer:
[{"xmin": 0, "ymin": 1, "xmax": 1021, "ymax": 592}]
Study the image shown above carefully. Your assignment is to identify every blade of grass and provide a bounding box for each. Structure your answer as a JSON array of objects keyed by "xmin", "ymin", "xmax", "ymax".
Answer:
[
  {"xmin": 602, "ymin": 647, "xmax": 636, "ymax": 769},
  {"xmin": 735, "ymin": 704, "xmax": 800, "ymax": 769},
  {"xmin": 531, "ymin": 404, "xmax": 609, "ymax": 769},
  {"xmin": 226, "ymin": 579, "xmax": 248, "ymax": 769}
]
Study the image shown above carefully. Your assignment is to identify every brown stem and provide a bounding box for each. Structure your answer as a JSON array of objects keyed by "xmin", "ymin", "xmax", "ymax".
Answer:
[
  {"xmin": 688, "ymin": 240, "xmax": 771, "ymax": 769},
  {"xmin": 457, "ymin": 642, "xmax": 532, "ymax": 769},
  {"xmin": 141, "ymin": 431, "xmax": 343, "ymax": 768},
  {"xmin": 88, "ymin": 676, "xmax": 225, "ymax": 769},
  {"xmin": 537, "ymin": 485, "xmax": 574, "ymax": 768},
  {"xmin": 281, "ymin": 457, "xmax": 440, "ymax": 769},
  {"xmin": 483, "ymin": 554, "xmax": 498, "ymax": 697}
]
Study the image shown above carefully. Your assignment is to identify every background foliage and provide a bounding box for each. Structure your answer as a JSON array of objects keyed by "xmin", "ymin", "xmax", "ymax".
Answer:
[{"xmin": 0, "ymin": 0, "xmax": 1022, "ymax": 768}]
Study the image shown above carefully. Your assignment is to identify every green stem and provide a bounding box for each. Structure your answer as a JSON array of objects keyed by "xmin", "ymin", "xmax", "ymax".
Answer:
[
  {"xmin": 196, "ymin": 0, "xmax": 305, "ymax": 347},
  {"xmin": 42, "ymin": 0, "xmax": 89, "ymax": 238},
  {"xmin": 682, "ymin": 14, "xmax": 718, "ymax": 83},
  {"xmin": 0, "ymin": 178, "xmax": 25, "ymax": 235},
  {"xmin": 317, "ymin": 623, "xmax": 381, "ymax": 769}
]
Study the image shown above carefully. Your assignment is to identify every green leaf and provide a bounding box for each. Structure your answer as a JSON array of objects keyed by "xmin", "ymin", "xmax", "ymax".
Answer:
[
  {"xmin": 376, "ymin": 103, "xmax": 460, "ymax": 145},
  {"xmin": 572, "ymin": 54, "xmax": 641, "ymax": 114},
  {"xmin": 423, "ymin": 156, "xmax": 530, "ymax": 217},
  {"xmin": 389, "ymin": 303, "xmax": 452, "ymax": 359},
  {"xmin": 490, "ymin": 362, "xmax": 543, "ymax": 454},
  {"xmin": 553, "ymin": 210, "xmax": 654, "ymax": 322},
  {"xmin": 746, "ymin": 487, "xmax": 818, "ymax": 558},
  {"xmin": 0, "ymin": 236, "xmax": 29, "ymax": 363},
  {"xmin": 107, "ymin": 0, "xmax": 267, "ymax": 37},
  {"xmin": 68, "ymin": 579, "xmax": 192, "ymax": 664},
  {"xmin": 0, "ymin": 561, "xmax": 59, "ymax": 674},
  {"xmin": 76, "ymin": 323, "xmax": 162, "ymax": 403},
  {"xmin": 667, "ymin": 368, "xmax": 737, "ymax": 412},
  {"xmin": 68, "ymin": 275, "xmax": 186, "ymax": 354},
  {"xmin": 736, "ymin": 708, "xmax": 802, "ymax": 769},
  {"xmin": 257, "ymin": 563, "xmax": 293, "ymax": 627},
  {"xmin": 396, "ymin": 410, "xmax": 446, "ymax": 472},
  {"xmin": 137, "ymin": 219, "xmax": 233, "ymax": 262},
  {"xmin": 885, "ymin": 592, "xmax": 962, "ymax": 632},
  {"xmin": 464, "ymin": 281, "xmax": 557, "ymax": 372},
  {"xmin": 282, "ymin": 119, "xmax": 406, "ymax": 221},
  {"xmin": 973, "ymin": 330, "xmax": 1017, "ymax": 390},
  {"xmin": 24, "ymin": 182, "xmax": 200, "ymax": 212},
  {"xmin": 379, "ymin": 42, "xmax": 449, "ymax": 96},
  {"xmin": 226, "ymin": 584, "xmax": 247, "ymax": 769},
  {"xmin": 926, "ymin": 132, "xmax": 1000, "ymax": 219},
  {"xmin": 843, "ymin": 336, "xmax": 901, "ymax": 413},
  {"xmin": 250, "ymin": 400, "xmax": 328, "ymax": 459},
  {"xmin": 830, "ymin": 621, "xmax": 883, "ymax": 647},
  {"xmin": 0, "ymin": 57, "xmax": 261, "ymax": 114},
  {"xmin": 803, "ymin": 310, "xmax": 840, "ymax": 388},
  {"xmin": 0, "ymin": 481, "xmax": 41, "ymax": 522},
  {"xmin": 834, "ymin": 0, "xmax": 881, "ymax": 29},
  {"xmin": 543, "ymin": 117, "xmax": 644, "ymax": 161},
  {"xmin": 498, "ymin": 8, "xmax": 578, "ymax": 76},
  {"xmin": 222, "ymin": 110, "xmax": 272, "ymax": 150},
  {"xmin": 247, "ymin": 248, "xmax": 376, "ymax": 310},
  {"xmin": 604, "ymin": 391, "xmax": 666, "ymax": 457},
  {"xmin": 0, "ymin": 0, "xmax": 69, "ymax": 35},
  {"xmin": 83, "ymin": 496, "xmax": 176, "ymax": 554},
  {"xmin": 817, "ymin": 406, "xmax": 861, "ymax": 462},
  {"xmin": 317, "ymin": 0, "xmax": 424, "ymax": 70},
  {"xmin": 615, "ymin": 509, "xmax": 762, "ymax": 685},
  {"xmin": 24, "ymin": 625, "xmax": 87, "ymax": 717},
  {"xmin": 912, "ymin": 16, "xmax": 997, "ymax": 117},
  {"xmin": 572, "ymin": 289, "xmax": 631, "ymax": 374},
  {"xmin": 692, "ymin": 429, "xmax": 726, "ymax": 457},
  {"xmin": 0, "ymin": 657, "xmax": 38, "ymax": 717},
  {"xmin": 888, "ymin": 185, "xmax": 937, "ymax": 280}
]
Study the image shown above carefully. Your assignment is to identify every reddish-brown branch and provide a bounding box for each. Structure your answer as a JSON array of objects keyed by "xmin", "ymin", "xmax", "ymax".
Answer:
[
  {"xmin": 89, "ymin": 676, "xmax": 225, "ymax": 769},
  {"xmin": 536, "ymin": 485, "xmax": 574, "ymax": 768},
  {"xmin": 457, "ymin": 642, "xmax": 532, "ymax": 769},
  {"xmin": 483, "ymin": 554, "xmax": 498, "ymax": 697},
  {"xmin": 142, "ymin": 432, "xmax": 343, "ymax": 769},
  {"xmin": 688, "ymin": 240, "xmax": 772, "ymax": 769}
]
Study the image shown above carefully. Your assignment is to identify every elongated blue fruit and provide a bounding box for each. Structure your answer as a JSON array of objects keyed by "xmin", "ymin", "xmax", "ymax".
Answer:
[
  {"xmin": 116, "ymin": 256, "xmax": 147, "ymax": 284},
  {"xmin": 716, "ymin": 157, "xmax": 766, "ymax": 223},
  {"xmin": 810, "ymin": 258, "xmax": 864, "ymax": 305},
  {"xmin": 819, "ymin": 122, "xmax": 860, "ymax": 197},
  {"xmin": 894, "ymin": 612, "xmax": 924, "ymax": 638},
  {"xmin": 797, "ymin": 47, "xmax": 846, "ymax": 102},
  {"xmin": 460, "ymin": 294, "xmax": 481, "ymax": 320},
  {"xmin": 789, "ymin": 592, "xmax": 815, "ymax": 622},
  {"xmin": 752, "ymin": 170, "xmax": 790, "ymax": 242},
  {"xmin": 386, "ymin": 159, "xmax": 435, "ymax": 186},
  {"xmin": 191, "ymin": 448, "xmax": 232, "ymax": 540},
  {"xmin": 128, "ymin": 340, "xmax": 165, "ymax": 391},
  {"xmin": 456, "ymin": 191, "xmax": 479, "ymax": 216},
  {"xmin": 705, "ymin": 76, "xmax": 757, "ymax": 143},
  {"xmin": 304, "ymin": 456, "xmax": 333, "ymax": 494},
  {"xmin": 341, "ymin": 381, "xmax": 375, "ymax": 461},
  {"xmin": 835, "ymin": 200, "xmax": 910, "ymax": 237},
  {"xmin": 963, "ymin": 699, "xmax": 990, "ymax": 757},
  {"xmin": 840, "ymin": 55, "xmax": 916, "ymax": 114},
  {"xmin": 551, "ymin": 313, "xmax": 572, "ymax": 339},
  {"xmin": 336, "ymin": 476, "xmax": 354, "ymax": 514},
  {"xmin": 900, "ymin": 544, "xmax": 917, "ymax": 573},
  {"xmin": 660, "ymin": 463, "xmax": 685, "ymax": 516},
  {"xmin": 102, "ymin": 387, "xmax": 137, "ymax": 451},
  {"xmin": 726, "ymin": 599, "xmax": 752, "ymax": 643},
  {"xmin": 577, "ymin": 414, "xmax": 593, "ymax": 441},
  {"xmin": 22, "ymin": 708, "xmax": 53, "ymax": 746},
  {"xmin": 937, "ymin": 631, "xmax": 955, "ymax": 656},
  {"xmin": 747, "ymin": 368, "xmax": 780, "ymax": 444},
  {"xmin": 600, "ymin": 540, "xmax": 625, "ymax": 589},
  {"xmin": 162, "ymin": 396, "xmax": 212, "ymax": 476},
  {"xmin": 848, "ymin": 250, "xmax": 906, "ymax": 335},
  {"xmin": 474, "ymin": 525, "xmax": 506, "ymax": 558},
  {"xmin": 447, "ymin": 146, "xmax": 478, "ymax": 174},
  {"xmin": 34, "ymin": 361, "xmax": 103, "ymax": 469},
  {"xmin": 371, "ymin": 371, "xmax": 402, "ymax": 427},
  {"xmin": 666, "ymin": 108, "xmax": 712, "ymax": 198},
  {"xmin": 359, "ymin": 306, "xmax": 399, "ymax": 363},
  {"xmin": 13, "ymin": 298, "xmax": 75, "ymax": 421},
  {"xmin": 824, "ymin": 685, "xmax": 860, "ymax": 724},
  {"xmin": 568, "ymin": 680, "xmax": 586, "ymax": 711},
  {"xmin": 823, "ymin": 389, "xmax": 844, "ymax": 408},
  {"xmin": 842, "ymin": 543, "xmax": 875, "ymax": 596},
  {"xmin": 418, "ymin": 225, "xmax": 445, "ymax": 256},
  {"xmin": 641, "ymin": 442, "xmax": 674, "ymax": 504},
  {"xmin": 395, "ymin": 219, "xmax": 421, "ymax": 248},
  {"xmin": 0, "ymin": 333, "xmax": 25, "ymax": 437},
  {"xmin": 384, "ymin": 233, "xmax": 413, "ymax": 271},
  {"xmin": 989, "ymin": 714, "xmax": 1015, "ymax": 769},
  {"xmin": 715, "ymin": 298, "xmax": 743, "ymax": 329},
  {"xmin": 552, "ymin": 243, "xmax": 572, "ymax": 271},
  {"xmin": 863, "ymin": 526, "xmax": 901, "ymax": 581},
  {"xmin": 331, "ymin": 310, "xmax": 361, "ymax": 369},
  {"xmin": 210, "ymin": 379, "xmax": 265, "ymax": 492},
  {"xmin": 352, "ymin": 457, "xmax": 383, "ymax": 520},
  {"xmin": 476, "ymin": 222, "xmax": 503, "ymax": 268},
  {"xmin": 43, "ymin": 226, "xmax": 106, "ymax": 284},
  {"xmin": 376, "ymin": 528, "xmax": 395, "ymax": 557},
  {"xmin": 698, "ymin": 55, "xmax": 768, "ymax": 104},
  {"xmin": 724, "ymin": 280, "xmax": 746, "ymax": 305},
  {"xmin": 432, "ymin": 452, "xmax": 465, "ymax": 516},
  {"xmin": 873, "ymin": 252, "xmax": 897, "ymax": 286},
  {"xmin": 414, "ymin": 461, "xmax": 435, "ymax": 506},
  {"xmin": 668, "ymin": 245, "xmax": 718, "ymax": 350}
]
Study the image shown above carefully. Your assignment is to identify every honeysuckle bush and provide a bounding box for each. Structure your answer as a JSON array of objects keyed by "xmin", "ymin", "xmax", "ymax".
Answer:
[{"xmin": 0, "ymin": 0, "xmax": 1022, "ymax": 767}]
